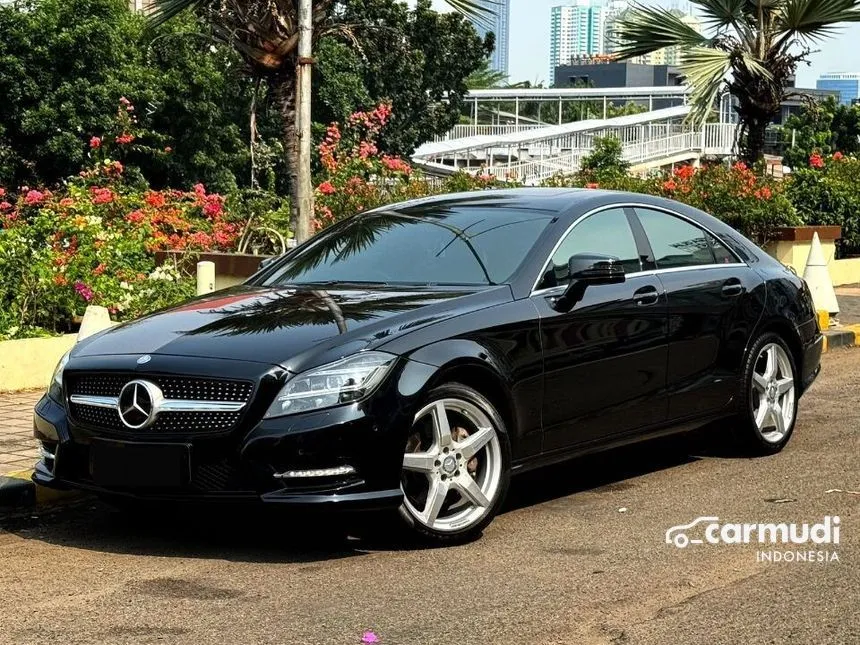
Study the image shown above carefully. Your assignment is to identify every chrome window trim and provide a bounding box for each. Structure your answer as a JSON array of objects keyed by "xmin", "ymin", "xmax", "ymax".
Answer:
[
  {"xmin": 529, "ymin": 202, "xmax": 748, "ymax": 296},
  {"xmin": 69, "ymin": 394, "xmax": 246, "ymax": 413}
]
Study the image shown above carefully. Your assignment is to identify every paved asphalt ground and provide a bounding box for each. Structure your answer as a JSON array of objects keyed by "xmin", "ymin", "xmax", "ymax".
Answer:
[{"xmin": 1, "ymin": 350, "xmax": 858, "ymax": 645}]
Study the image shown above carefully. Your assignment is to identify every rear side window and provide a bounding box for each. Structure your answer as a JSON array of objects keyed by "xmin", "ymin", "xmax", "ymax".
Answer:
[
  {"xmin": 635, "ymin": 208, "xmax": 715, "ymax": 269},
  {"xmin": 708, "ymin": 233, "xmax": 738, "ymax": 264},
  {"xmin": 538, "ymin": 208, "xmax": 641, "ymax": 289}
]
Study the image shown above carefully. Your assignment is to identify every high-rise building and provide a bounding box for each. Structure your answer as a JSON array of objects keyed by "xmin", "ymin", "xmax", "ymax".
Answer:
[
  {"xmin": 816, "ymin": 73, "xmax": 860, "ymax": 105},
  {"xmin": 549, "ymin": 1, "xmax": 609, "ymax": 84},
  {"xmin": 605, "ymin": 8, "xmax": 702, "ymax": 66},
  {"xmin": 471, "ymin": 0, "xmax": 511, "ymax": 77}
]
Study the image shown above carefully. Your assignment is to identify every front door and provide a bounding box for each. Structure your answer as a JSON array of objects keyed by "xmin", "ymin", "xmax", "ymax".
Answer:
[{"xmin": 532, "ymin": 207, "xmax": 669, "ymax": 452}]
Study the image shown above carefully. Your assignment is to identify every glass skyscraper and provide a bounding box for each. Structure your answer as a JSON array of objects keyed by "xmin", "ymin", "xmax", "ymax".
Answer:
[
  {"xmin": 471, "ymin": 0, "xmax": 511, "ymax": 77},
  {"xmin": 816, "ymin": 73, "xmax": 860, "ymax": 106}
]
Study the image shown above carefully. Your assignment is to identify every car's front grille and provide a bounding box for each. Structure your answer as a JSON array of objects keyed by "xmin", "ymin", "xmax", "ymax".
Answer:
[{"xmin": 67, "ymin": 373, "xmax": 254, "ymax": 434}]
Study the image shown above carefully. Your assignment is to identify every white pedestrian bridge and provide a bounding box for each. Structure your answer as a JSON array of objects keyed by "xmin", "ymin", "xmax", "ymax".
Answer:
[{"xmin": 412, "ymin": 88, "xmax": 737, "ymax": 185}]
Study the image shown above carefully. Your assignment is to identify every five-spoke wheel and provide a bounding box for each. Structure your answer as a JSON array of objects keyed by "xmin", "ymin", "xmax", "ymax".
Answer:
[
  {"xmin": 399, "ymin": 384, "xmax": 509, "ymax": 541},
  {"xmin": 739, "ymin": 333, "xmax": 798, "ymax": 455}
]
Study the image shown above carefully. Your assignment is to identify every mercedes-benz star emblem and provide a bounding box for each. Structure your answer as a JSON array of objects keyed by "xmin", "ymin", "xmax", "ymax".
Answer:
[
  {"xmin": 137, "ymin": 355, "xmax": 152, "ymax": 365},
  {"xmin": 117, "ymin": 380, "xmax": 162, "ymax": 429}
]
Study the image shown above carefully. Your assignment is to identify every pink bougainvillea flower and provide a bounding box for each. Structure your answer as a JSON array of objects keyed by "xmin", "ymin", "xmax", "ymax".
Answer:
[
  {"xmin": 360, "ymin": 631, "xmax": 380, "ymax": 644},
  {"xmin": 25, "ymin": 190, "xmax": 45, "ymax": 205},
  {"xmin": 91, "ymin": 187, "xmax": 114, "ymax": 205},
  {"xmin": 119, "ymin": 96, "xmax": 131, "ymax": 106},
  {"xmin": 585, "ymin": 182, "xmax": 599, "ymax": 189},
  {"xmin": 833, "ymin": 151, "xmax": 844, "ymax": 161},
  {"xmin": 0, "ymin": 187, "xmax": 5, "ymax": 197},
  {"xmin": 662, "ymin": 179, "xmax": 677, "ymax": 191},
  {"xmin": 115, "ymin": 133, "xmax": 135, "ymax": 145},
  {"xmin": 90, "ymin": 136, "xmax": 101, "ymax": 149},
  {"xmin": 732, "ymin": 161, "xmax": 748, "ymax": 172},
  {"xmin": 164, "ymin": 146, "xmax": 172, "ymax": 153},
  {"xmin": 0, "ymin": 201, "xmax": 11, "ymax": 211},
  {"xmin": 74, "ymin": 281, "xmax": 94, "ymax": 302}
]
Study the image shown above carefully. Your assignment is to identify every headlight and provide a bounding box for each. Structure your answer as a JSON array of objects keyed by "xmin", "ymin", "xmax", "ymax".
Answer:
[
  {"xmin": 47, "ymin": 350, "xmax": 71, "ymax": 403},
  {"xmin": 264, "ymin": 352, "xmax": 397, "ymax": 418}
]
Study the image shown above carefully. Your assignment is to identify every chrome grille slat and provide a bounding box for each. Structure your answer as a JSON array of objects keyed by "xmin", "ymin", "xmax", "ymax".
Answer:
[{"xmin": 68, "ymin": 374, "xmax": 254, "ymax": 434}]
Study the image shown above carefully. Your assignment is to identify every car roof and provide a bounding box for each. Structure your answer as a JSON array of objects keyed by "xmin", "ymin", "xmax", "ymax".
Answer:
[{"xmin": 378, "ymin": 188, "xmax": 587, "ymax": 215}]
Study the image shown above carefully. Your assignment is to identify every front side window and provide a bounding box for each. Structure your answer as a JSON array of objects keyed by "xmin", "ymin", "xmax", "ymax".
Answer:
[
  {"xmin": 537, "ymin": 208, "xmax": 641, "ymax": 290},
  {"xmin": 263, "ymin": 208, "xmax": 554, "ymax": 287},
  {"xmin": 635, "ymin": 208, "xmax": 717, "ymax": 269}
]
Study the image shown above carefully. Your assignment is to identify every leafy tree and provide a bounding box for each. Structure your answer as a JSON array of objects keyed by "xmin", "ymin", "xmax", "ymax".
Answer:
[
  {"xmin": 782, "ymin": 96, "xmax": 860, "ymax": 168},
  {"xmin": 314, "ymin": 0, "xmax": 493, "ymax": 156},
  {"xmin": 150, "ymin": 0, "xmax": 494, "ymax": 239},
  {"xmin": 0, "ymin": 0, "xmax": 275, "ymax": 192},
  {"xmin": 615, "ymin": 0, "xmax": 860, "ymax": 163},
  {"xmin": 579, "ymin": 136, "xmax": 630, "ymax": 180}
]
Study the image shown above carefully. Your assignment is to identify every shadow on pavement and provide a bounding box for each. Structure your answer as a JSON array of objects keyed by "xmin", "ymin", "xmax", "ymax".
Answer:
[{"xmin": 0, "ymin": 426, "xmax": 732, "ymax": 561}]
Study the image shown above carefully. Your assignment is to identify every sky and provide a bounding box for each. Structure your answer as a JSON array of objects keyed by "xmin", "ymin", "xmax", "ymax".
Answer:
[{"xmin": 425, "ymin": 0, "xmax": 860, "ymax": 88}]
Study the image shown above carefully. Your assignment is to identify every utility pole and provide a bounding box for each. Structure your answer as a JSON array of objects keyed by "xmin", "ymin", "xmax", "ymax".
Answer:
[{"xmin": 295, "ymin": 0, "xmax": 314, "ymax": 243}]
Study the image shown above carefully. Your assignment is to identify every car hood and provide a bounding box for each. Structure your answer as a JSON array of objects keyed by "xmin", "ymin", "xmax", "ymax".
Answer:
[{"xmin": 73, "ymin": 284, "xmax": 511, "ymax": 370}]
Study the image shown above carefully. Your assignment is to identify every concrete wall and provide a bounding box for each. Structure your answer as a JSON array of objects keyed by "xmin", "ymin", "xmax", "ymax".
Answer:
[
  {"xmin": 765, "ymin": 237, "xmax": 860, "ymax": 286},
  {"xmin": 0, "ymin": 335, "xmax": 77, "ymax": 392}
]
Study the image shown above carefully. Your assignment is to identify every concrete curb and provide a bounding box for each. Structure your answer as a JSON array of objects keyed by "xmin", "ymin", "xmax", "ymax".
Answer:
[
  {"xmin": 823, "ymin": 324, "xmax": 860, "ymax": 352},
  {"xmin": 0, "ymin": 469, "xmax": 81, "ymax": 512}
]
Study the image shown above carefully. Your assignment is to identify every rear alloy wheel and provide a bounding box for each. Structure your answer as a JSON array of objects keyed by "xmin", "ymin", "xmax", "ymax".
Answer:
[
  {"xmin": 399, "ymin": 384, "xmax": 510, "ymax": 542},
  {"xmin": 738, "ymin": 334, "xmax": 798, "ymax": 455}
]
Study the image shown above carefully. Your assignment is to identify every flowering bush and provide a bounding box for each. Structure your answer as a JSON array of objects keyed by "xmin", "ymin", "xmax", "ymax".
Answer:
[
  {"xmin": 542, "ymin": 143, "xmax": 798, "ymax": 245},
  {"xmin": 0, "ymin": 102, "xmax": 248, "ymax": 338},
  {"xmin": 787, "ymin": 151, "xmax": 860, "ymax": 256},
  {"xmin": 313, "ymin": 103, "xmax": 510, "ymax": 229}
]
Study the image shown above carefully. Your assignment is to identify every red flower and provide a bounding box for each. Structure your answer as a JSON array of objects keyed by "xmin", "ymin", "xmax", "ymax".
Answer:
[
  {"xmin": 662, "ymin": 179, "xmax": 677, "ymax": 191},
  {"xmin": 125, "ymin": 209, "xmax": 146, "ymax": 224},
  {"xmin": 809, "ymin": 153, "xmax": 825, "ymax": 168},
  {"xmin": 93, "ymin": 263, "xmax": 106, "ymax": 276},
  {"xmin": 203, "ymin": 199, "xmax": 223, "ymax": 218},
  {"xmin": 733, "ymin": 161, "xmax": 748, "ymax": 172},
  {"xmin": 0, "ymin": 201, "xmax": 11, "ymax": 211},
  {"xmin": 585, "ymin": 182, "xmax": 599, "ymax": 189},
  {"xmin": 674, "ymin": 165, "xmax": 695, "ymax": 180},
  {"xmin": 24, "ymin": 190, "xmax": 45, "ymax": 205},
  {"xmin": 53, "ymin": 274, "xmax": 68, "ymax": 286},
  {"xmin": 115, "ymin": 133, "xmax": 135, "ymax": 145},
  {"xmin": 89, "ymin": 136, "xmax": 101, "ymax": 149},
  {"xmin": 318, "ymin": 181, "xmax": 337, "ymax": 195},
  {"xmin": 0, "ymin": 188, "xmax": 5, "ymax": 197},
  {"xmin": 754, "ymin": 187, "xmax": 773, "ymax": 200},
  {"xmin": 144, "ymin": 192, "xmax": 166, "ymax": 208},
  {"xmin": 164, "ymin": 146, "xmax": 172, "ymax": 153},
  {"xmin": 833, "ymin": 151, "xmax": 844, "ymax": 160},
  {"xmin": 91, "ymin": 187, "xmax": 114, "ymax": 205}
]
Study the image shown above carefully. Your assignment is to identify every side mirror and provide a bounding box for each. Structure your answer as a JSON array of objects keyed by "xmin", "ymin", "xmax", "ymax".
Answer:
[
  {"xmin": 554, "ymin": 253, "xmax": 625, "ymax": 312},
  {"xmin": 258, "ymin": 255, "xmax": 279, "ymax": 271}
]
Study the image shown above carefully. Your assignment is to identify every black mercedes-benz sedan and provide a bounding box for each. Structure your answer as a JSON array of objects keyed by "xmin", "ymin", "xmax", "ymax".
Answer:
[{"xmin": 33, "ymin": 188, "xmax": 822, "ymax": 542}]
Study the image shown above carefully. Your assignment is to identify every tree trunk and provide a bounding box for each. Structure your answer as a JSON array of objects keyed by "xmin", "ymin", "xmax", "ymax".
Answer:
[
  {"xmin": 272, "ymin": 72, "xmax": 311, "ymax": 243},
  {"xmin": 740, "ymin": 116, "xmax": 769, "ymax": 164}
]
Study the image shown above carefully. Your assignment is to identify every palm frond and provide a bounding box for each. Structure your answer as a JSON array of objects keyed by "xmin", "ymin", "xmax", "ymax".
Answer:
[
  {"xmin": 614, "ymin": 5, "xmax": 711, "ymax": 59},
  {"xmin": 692, "ymin": 0, "xmax": 747, "ymax": 27},
  {"xmin": 443, "ymin": 0, "xmax": 500, "ymax": 31},
  {"xmin": 778, "ymin": 0, "xmax": 860, "ymax": 42},
  {"xmin": 679, "ymin": 47, "xmax": 733, "ymax": 123},
  {"xmin": 147, "ymin": 0, "xmax": 202, "ymax": 29}
]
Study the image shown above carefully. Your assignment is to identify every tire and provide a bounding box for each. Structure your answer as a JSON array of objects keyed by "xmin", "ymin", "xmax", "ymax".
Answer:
[
  {"xmin": 735, "ymin": 332, "xmax": 799, "ymax": 456},
  {"xmin": 398, "ymin": 383, "xmax": 511, "ymax": 544}
]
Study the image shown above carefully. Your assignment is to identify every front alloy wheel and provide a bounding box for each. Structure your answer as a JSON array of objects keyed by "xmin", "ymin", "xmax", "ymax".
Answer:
[{"xmin": 400, "ymin": 384, "xmax": 510, "ymax": 542}]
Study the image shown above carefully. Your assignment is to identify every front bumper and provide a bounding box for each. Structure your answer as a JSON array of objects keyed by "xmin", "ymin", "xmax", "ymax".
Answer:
[{"xmin": 33, "ymin": 390, "xmax": 407, "ymax": 511}]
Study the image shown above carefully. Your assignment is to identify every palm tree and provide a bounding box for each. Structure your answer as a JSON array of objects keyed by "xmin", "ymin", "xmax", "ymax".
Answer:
[
  {"xmin": 149, "ymin": 0, "xmax": 496, "ymax": 237},
  {"xmin": 614, "ymin": 1, "xmax": 860, "ymax": 163}
]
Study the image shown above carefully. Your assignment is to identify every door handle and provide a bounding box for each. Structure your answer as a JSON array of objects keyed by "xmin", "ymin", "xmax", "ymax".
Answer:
[
  {"xmin": 633, "ymin": 286, "xmax": 660, "ymax": 306},
  {"xmin": 722, "ymin": 279, "xmax": 744, "ymax": 298}
]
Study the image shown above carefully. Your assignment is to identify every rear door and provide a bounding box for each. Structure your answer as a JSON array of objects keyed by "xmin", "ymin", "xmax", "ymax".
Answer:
[
  {"xmin": 532, "ymin": 207, "xmax": 669, "ymax": 452},
  {"xmin": 631, "ymin": 206, "xmax": 762, "ymax": 420}
]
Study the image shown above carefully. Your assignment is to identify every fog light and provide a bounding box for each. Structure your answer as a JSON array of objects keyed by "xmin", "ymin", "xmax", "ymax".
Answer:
[{"xmin": 273, "ymin": 465, "xmax": 356, "ymax": 479}]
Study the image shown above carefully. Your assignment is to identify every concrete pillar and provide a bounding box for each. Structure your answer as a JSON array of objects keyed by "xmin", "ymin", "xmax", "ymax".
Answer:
[{"xmin": 197, "ymin": 261, "xmax": 215, "ymax": 296}]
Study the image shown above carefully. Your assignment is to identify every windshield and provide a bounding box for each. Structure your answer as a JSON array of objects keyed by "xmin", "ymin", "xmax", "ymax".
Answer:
[{"xmin": 262, "ymin": 207, "xmax": 554, "ymax": 287}]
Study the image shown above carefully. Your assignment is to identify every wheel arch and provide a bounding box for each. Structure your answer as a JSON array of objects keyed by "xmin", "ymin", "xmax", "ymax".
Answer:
[{"xmin": 750, "ymin": 317, "xmax": 805, "ymax": 380}]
